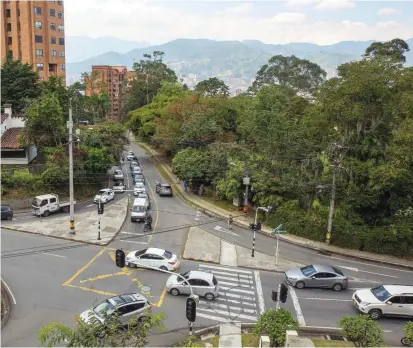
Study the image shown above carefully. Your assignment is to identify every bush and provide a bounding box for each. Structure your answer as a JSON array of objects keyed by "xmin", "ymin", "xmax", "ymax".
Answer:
[{"xmin": 339, "ymin": 315, "xmax": 384, "ymax": 347}]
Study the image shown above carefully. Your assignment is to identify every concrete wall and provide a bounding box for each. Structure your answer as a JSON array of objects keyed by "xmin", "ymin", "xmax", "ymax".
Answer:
[{"xmin": 1, "ymin": 198, "xmax": 34, "ymax": 210}]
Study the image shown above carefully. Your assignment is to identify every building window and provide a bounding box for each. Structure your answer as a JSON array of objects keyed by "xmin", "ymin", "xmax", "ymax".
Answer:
[
  {"xmin": 34, "ymin": 7, "xmax": 42, "ymax": 15},
  {"xmin": 50, "ymin": 9, "xmax": 55, "ymax": 16},
  {"xmin": 7, "ymin": 23, "xmax": 11, "ymax": 31},
  {"xmin": 58, "ymin": 11, "xmax": 64, "ymax": 19},
  {"xmin": 36, "ymin": 49, "xmax": 43, "ymax": 57},
  {"xmin": 35, "ymin": 35, "xmax": 43, "ymax": 43},
  {"xmin": 17, "ymin": 9, "xmax": 20, "ymax": 16},
  {"xmin": 59, "ymin": 38, "xmax": 64, "ymax": 45},
  {"xmin": 7, "ymin": 50, "xmax": 13, "ymax": 59},
  {"xmin": 50, "ymin": 23, "xmax": 56, "ymax": 30},
  {"xmin": 51, "ymin": 36, "xmax": 56, "ymax": 44},
  {"xmin": 35, "ymin": 21, "xmax": 42, "ymax": 29},
  {"xmin": 58, "ymin": 0, "xmax": 63, "ymax": 5},
  {"xmin": 60, "ymin": 64, "xmax": 65, "ymax": 71},
  {"xmin": 58, "ymin": 25, "xmax": 64, "ymax": 32},
  {"xmin": 59, "ymin": 51, "xmax": 65, "ymax": 57},
  {"xmin": 51, "ymin": 50, "xmax": 57, "ymax": 57},
  {"xmin": 50, "ymin": 0, "xmax": 55, "ymax": 3},
  {"xmin": 7, "ymin": 37, "xmax": 12, "ymax": 45},
  {"xmin": 37, "ymin": 63, "xmax": 44, "ymax": 71},
  {"xmin": 6, "ymin": 9, "xmax": 11, "ymax": 17}
]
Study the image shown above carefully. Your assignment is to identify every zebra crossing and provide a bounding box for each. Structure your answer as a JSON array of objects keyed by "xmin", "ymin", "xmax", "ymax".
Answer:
[{"xmin": 196, "ymin": 263, "xmax": 261, "ymax": 323}]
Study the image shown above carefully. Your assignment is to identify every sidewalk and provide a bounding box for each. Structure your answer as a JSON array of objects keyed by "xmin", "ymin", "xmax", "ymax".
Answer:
[
  {"xmin": 139, "ymin": 142, "xmax": 413, "ymax": 270},
  {"xmin": 2, "ymin": 197, "xmax": 129, "ymax": 245}
]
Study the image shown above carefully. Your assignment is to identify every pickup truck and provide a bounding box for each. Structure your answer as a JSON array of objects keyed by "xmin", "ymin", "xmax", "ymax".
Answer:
[{"xmin": 32, "ymin": 194, "xmax": 76, "ymax": 217}]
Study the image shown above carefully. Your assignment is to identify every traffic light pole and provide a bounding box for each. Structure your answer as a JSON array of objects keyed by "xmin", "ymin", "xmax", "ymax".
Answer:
[
  {"xmin": 251, "ymin": 207, "xmax": 259, "ymax": 257},
  {"xmin": 189, "ymin": 321, "xmax": 194, "ymax": 336},
  {"xmin": 276, "ymin": 283, "xmax": 281, "ymax": 310},
  {"xmin": 68, "ymin": 99, "xmax": 75, "ymax": 235}
]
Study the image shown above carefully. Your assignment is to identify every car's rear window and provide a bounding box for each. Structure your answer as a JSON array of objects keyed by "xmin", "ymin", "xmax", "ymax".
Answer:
[
  {"xmin": 332, "ymin": 267, "xmax": 344, "ymax": 276},
  {"xmin": 162, "ymin": 185, "xmax": 171, "ymax": 188},
  {"xmin": 213, "ymin": 276, "xmax": 218, "ymax": 286},
  {"xmin": 163, "ymin": 251, "xmax": 173, "ymax": 259},
  {"xmin": 300, "ymin": 265, "xmax": 316, "ymax": 277}
]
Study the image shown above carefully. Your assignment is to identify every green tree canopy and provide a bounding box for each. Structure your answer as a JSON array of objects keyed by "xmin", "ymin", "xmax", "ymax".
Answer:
[
  {"xmin": 339, "ymin": 315, "xmax": 384, "ymax": 347},
  {"xmin": 194, "ymin": 77, "xmax": 230, "ymax": 97},
  {"xmin": 364, "ymin": 38, "xmax": 410, "ymax": 64}
]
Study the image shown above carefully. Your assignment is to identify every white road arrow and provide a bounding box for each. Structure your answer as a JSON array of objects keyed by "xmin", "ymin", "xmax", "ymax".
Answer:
[
  {"xmin": 214, "ymin": 225, "xmax": 240, "ymax": 237},
  {"xmin": 336, "ymin": 265, "xmax": 398, "ymax": 278}
]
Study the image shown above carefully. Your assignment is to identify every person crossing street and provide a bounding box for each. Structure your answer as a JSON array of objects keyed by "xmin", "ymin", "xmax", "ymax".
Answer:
[{"xmin": 228, "ymin": 214, "xmax": 233, "ymax": 230}]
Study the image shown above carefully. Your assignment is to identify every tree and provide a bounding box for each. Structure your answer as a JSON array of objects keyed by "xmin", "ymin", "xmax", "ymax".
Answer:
[
  {"xmin": 24, "ymin": 92, "xmax": 65, "ymax": 148},
  {"xmin": 82, "ymin": 70, "xmax": 110, "ymax": 122},
  {"xmin": 38, "ymin": 311, "xmax": 164, "ymax": 347},
  {"xmin": 253, "ymin": 308, "xmax": 298, "ymax": 347},
  {"xmin": 194, "ymin": 78, "xmax": 229, "ymax": 97},
  {"xmin": 172, "ymin": 147, "xmax": 208, "ymax": 181},
  {"xmin": 339, "ymin": 315, "xmax": 384, "ymax": 347},
  {"xmin": 251, "ymin": 55, "xmax": 326, "ymax": 95},
  {"xmin": 364, "ymin": 38, "xmax": 410, "ymax": 65},
  {"xmin": 1, "ymin": 58, "xmax": 39, "ymax": 112}
]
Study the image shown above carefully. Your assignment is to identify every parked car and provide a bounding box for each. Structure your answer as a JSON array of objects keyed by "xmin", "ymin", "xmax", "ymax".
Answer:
[
  {"xmin": 94, "ymin": 189, "xmax": 115, "ymax": 204},
  {"xmin": 1, "ymin": 205, "xmax": 13, "ymax": 220},
  {"xmin": 131, "ymin": 198, "xmax": 148, "ymax": 222},
  {"xmin": 80, "ymin": 293, "xmax": 151, "ymax": 326},
  {"xmin": 126, "ymin": 248, "xmax": 179, "ymax": 271},
  {"xmin": 130, "ymin": 160, "xmax": 139, "ymax": 169},
  {"xmin": 285, "ymin": 264, "xmax": 348, "ymax": 291},
  {"xmin": 166, "ymin": 270, "xmax": 219, "ymax": 300},
  {"xmin": 113, "ymin": 181, "xmax": 126, "ymax": 193},
  {"xmin": 134, "ymin": 174, "xmax": 145, "ymax": 183},
  {"xmin": 133, "ymin": 182, "xmax": 146, "ymax": 196},
  {"xmin": 113, "ymin": 170, "xmax": 124, "ymax": 181},
  {"xmin": 132, "ymin": 168, "xmax": 142, "ymax": 175},
  {"xmin": 353, "ymin": 285, "xmax": 413, "ymax": 320},
  {"xmin": 137, "ymin": 192, "xmax": 150, "ymax": 209},
  {"xmin": 126, "ymin": 152, "xmax": 134, "ymax": 161},
  {"xmin": 134, "ymin": 178, "xmax": 145, "ymax": 186},
  {"xmin": 156, "ymin": 182, "xmax": 173, "ymax": 197},
  {"xmin": 32, "ymin": 194, "xmax": 75, "ymax": 217}
]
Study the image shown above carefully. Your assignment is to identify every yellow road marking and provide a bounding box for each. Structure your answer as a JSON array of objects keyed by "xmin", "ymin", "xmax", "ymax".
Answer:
[
  {"xmin": 147, "ymin": 181, "xmax": 159, "ymax": 244},
  {"xmin": 154, "ymin": 288, "xmax": 167, "ymax": 308},
  {"xmin": 77, "ymin": 285, "xmax": 117, "ymax": 296},
  {"xmin": 63, "ymin": 248, "xmax": 106, "ymax": 286},
  {"xmin": 80, "ymin": 271, "xmax": 131, "ymax": 283}
]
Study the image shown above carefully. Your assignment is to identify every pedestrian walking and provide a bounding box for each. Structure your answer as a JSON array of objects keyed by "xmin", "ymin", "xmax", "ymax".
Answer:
[
  {"xmin": 228, "ymin": 214, "xmax": 233, "ymax": 230},
  {"xmin": 184, "ymin": 179, "xmax": 188, "ymax": 192}
]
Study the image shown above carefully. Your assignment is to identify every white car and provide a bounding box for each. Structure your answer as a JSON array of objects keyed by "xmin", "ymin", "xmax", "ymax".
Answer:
[
  {"xmin": 352, "ymin": 285, "xmax": 413, "ymax": 320},
  {"xmin": 137, "ymin": 193, "xmax": 150, "ymax": 209},
  {"xmin": 127, "ymin": 152, "xmax": 134, "ymax": 161},
  {"xmin": 113, "ymin": 181, "xmax": 125, "ymax": 193},
  {"xmin": 94, "ymin": 189, "xmax": 115, "ymax": 203},
  {"xmin": 133, "ymin": 182, "xmax": 146, "ymax": 196},
  {"xmin": 125, "ymin": 248, "xmax": 180, "ymax": 271}
]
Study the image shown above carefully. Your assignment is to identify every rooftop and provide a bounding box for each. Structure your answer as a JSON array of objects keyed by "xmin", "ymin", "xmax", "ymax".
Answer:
[
  {"xmin": 1, "ymin": 128, "xmax": 25, "ymax": 149},
  {"xmin": 1, "ymin": 114, "xmax": 9, "ymax": 124}
]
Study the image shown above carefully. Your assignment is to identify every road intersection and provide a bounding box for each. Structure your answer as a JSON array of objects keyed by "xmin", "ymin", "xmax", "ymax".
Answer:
[{"xmin": 1, "ymin": 142, "xmax": 412, "ymax": 346}]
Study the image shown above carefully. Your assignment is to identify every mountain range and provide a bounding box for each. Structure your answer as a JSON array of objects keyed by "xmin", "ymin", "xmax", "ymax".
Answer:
[{"xmin": 66, "ymin": 37, "xmax": 413, "ymax": 92}]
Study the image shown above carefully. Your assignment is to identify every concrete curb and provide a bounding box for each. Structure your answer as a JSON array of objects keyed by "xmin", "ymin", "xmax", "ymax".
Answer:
[
  {"xmin": 139, "ymin": 142, "xmax": 413, "ymax": 271},
  {"xmin": 183, "ymin": 256, "xmax": 220, "ymax": 264},
  {"xmin": 1, "ymin": 282, "xmax": 12, "ymax": 328}
]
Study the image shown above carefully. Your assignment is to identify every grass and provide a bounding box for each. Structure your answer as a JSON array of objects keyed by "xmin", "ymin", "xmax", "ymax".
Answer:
[
  {"xmin": 312, "ymin": 339, "xmax": 354, "ymax": 347},
  {"xmin": 242, "ymin": 333, "xmax": 260, "ymax": 347}
]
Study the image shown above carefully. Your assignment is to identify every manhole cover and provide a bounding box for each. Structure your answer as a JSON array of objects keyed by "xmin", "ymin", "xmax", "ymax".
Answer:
[{"xmin": 140, "ymin": 285, "xmax": 151, "ymax": 292}]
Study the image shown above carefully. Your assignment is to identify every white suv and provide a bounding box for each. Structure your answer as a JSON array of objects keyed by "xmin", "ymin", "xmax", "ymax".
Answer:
[{"xmin": 353, "ymin": 285, "xmax": 413, "ymax": 320}]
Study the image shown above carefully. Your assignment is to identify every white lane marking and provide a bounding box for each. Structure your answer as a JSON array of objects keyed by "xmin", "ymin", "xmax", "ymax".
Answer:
[
  {"xmin": 86, "ymin": 204, "xmax": 94, "ymax": 208},
  {"xmin": 196, "ymin": 312, "xmax": 240, "ymax": 323},
  {"xmin": 195, "ymin": 218, "xmax": 200, "ymax": 221},
  {"xmin": 206, "ymin": 270, "xmax": 252, "ymax": 279},
  {"xmin": 214, "ymin": 225, "xmax": 240, "ymax": 237},
  {"xmin": 220, "ymin": 287, "xmax": 255, "ymax": 295},
  {"xmin": 121, "ymin": 231, "xmax": 144, "ymax": 235},
  {"xmin": 289, "ymin": 286, "xmax": 306, "ymax": 326},
  {"xmin": 197, "ymin": 307, "xmax": 257, "ymax": 321},
  {"xmin": 215, "ymin": 297, "xmax": 256, "ymax": 307},
  {"xmin": 326, "ymin": 255, "xmax": 413, "ymax": 273},
  {"xmin": 298, "ymin": 297, "xmax": 353, "ymax": 302},
  {"xmin": 219, "ymin": 292, "xmax": 256, "ymax": 301},
  {"xmin": 254, "ymin": 270, "xmax": 265, "ymax": 316},
  {"xmin": 199, "ymin": 264, "xmax": 252, "ymax": 274},
  {"xmin": 214, "ymin": 275, "xmax": 252, "ymax": 284},
  {"xmin": 42, "ymin": 252, "xmax": 67, "ymax": 258},
  {"xmin": 219, "ymin": 281, "xmax": 254, "ymax": 288},
  {"xmin": 199, "ymin": 301, "xmax": 257, "ymax": 314},
  {"xmin": 348, "ymin": 288, "xmax": 365, "ymax": 290},
  {"xmin": 383, "ymin": 330, "xmax": 393, "ymax": 333},
  {"xmin": 1, "ymin": 278, "xmax": 17, "ymax": 305},
  {"xmin": 120, "ymin": 240, "xmax": 148, "ymax": 244},
  {"xmin": 337, "ymin": 265, "xmax": 398, "ymax": 278},
  {"xmin": 349, "ymin": 277, "xmax": 380, "ymax": 283}
]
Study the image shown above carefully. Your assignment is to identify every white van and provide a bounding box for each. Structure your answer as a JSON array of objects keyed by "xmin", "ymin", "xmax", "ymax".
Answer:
[{"xmin": 131, "ymin": 198, "xmax": 148, "ymax": 222}]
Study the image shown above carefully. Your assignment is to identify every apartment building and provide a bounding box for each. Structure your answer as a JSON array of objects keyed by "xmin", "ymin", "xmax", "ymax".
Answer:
[
  {"xmin": 1, "ymin": 0, "xmax": 66, "ymax": 82},
  {"xmin": 85, "ymin": 65, "xmax": 127, "ymax": 122}
]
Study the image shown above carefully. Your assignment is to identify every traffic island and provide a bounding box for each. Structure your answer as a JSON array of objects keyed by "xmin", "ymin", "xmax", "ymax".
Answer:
[
  {"xmin": 2, "ymin": 197, "xmax": 129, "ymax": 245},
  {"xmin": 183, "ymin": 227, "xmax": 221, "ymax": 263}
]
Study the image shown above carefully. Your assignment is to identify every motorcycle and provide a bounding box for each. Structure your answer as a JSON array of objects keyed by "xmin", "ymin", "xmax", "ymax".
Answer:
[
  {"xmin": 143, "ymin": 221, "xmax": 152, "ymax": 232},
  {"xmin": 402, "ymin": 337, "xmax": 413, "ymax": 347}
]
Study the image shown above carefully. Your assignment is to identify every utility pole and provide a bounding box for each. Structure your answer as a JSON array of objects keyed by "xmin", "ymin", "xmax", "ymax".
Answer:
[
  {"xmin": 68, "ymin": 99, "xmax": 75, "ymax": 235},
  {"xmin": 325, "ymin": 143, "xmax": 347, "ymax": 245},
  {"xmin": 251, "ymin": 206, "xmax": 258, "ymax": 257}
]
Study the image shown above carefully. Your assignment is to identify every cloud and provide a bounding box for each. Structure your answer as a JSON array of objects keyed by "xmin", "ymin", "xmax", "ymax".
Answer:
[
  {"xmin": 377, "ymin": 7, "xmax": 399, "ymax": 15},
  {"xmin": 64, "ymin": 0, "xmax": 413, "ymax": 46},
  {"xmin": 285, "ymin": 0, "xmax": 317, "ymax": 7},
  {"xmin": 315, "ymin": 0, "xmax": 355, "ymax": 11},
  {"xmin": 218, "ymin": 3, "xmax": 253, "ymax": 15}
]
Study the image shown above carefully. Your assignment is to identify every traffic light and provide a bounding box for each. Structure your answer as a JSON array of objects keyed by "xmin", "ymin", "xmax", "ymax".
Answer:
[
  {"xmin": 256, "ymin": 221, "xmax": 262, "ymax": 231},
  {"xmin": 249, "ymin": 223, "xmax": 255, "ymax": 230},
  {"xmin": 186, "ymin": 296, "xmax": 197, "ymax": 322},
  {"xmin": 115, "ymin": 249, "xmax": 125, "ymax": 268},
  {"xmin": 98, "ymin": 200, "xmax": 104, "ymax": 215},
  {"xmin": 271, "ymin": 290, "xmax": 277, "ymax": 302},
  {"xmin": 280, "ymin": 283, "xmax": 288, "ymax": 303}
]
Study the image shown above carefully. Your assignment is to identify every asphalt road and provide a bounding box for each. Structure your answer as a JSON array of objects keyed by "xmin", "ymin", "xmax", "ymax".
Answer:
[{"xmin": 1, "ymin": 141, "xmax": 412, "ymax": 346}]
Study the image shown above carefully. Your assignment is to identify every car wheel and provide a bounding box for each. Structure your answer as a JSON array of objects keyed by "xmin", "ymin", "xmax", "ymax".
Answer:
[
  {"xmin": 62, "ymin": 206, "xmax": 69, "ymax": 213},
  {"xmin": 332, "ymin": 283, "xmax": 343, "ymax": 292},
  {"xmin": 129, "ymin": 262, "xmax": 137, "ymax": 268},
  {"xmin": 295, "ymin": 281, "xmax": 305, "ymax": 289},
  {"xmin": 159, "ymin": 266, "xmax": 168, "ymax": 271},
  {"xmin": 170, "ymin": 288, "xmax": 180, "ymax": 296},
  {"xmin": 368, "ymin": 309, "xmax": 382, "ymax": 320},
  {"xmin": 205, "ymin": 293, "xmax": 215, "ymax": 301},
  {"xmin": 7, "ymin": 214, "xmax": 13, "ymax": 220},
  {"xmin": 43, "ymin": 210, "xmax": 50, "ymax": 217}
]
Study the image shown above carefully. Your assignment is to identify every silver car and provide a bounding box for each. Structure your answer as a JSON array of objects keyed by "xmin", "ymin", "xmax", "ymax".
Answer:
[
  {"xmin": 285, "ymin": 264, "xmax": 348, "ymax": 291},
  {"xmin": 113, "ymin": 170, "xmax": 124, "ymax": 180},
  {"xmin": 166, "ymin": 270, "xmax": 219, "ymax": 300},
  {"xmin": 80, "ymin": 293, "xmax": 151, "ymax": 326}
]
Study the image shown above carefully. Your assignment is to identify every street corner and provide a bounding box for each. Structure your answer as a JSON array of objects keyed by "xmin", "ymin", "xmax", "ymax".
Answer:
[
  {"xmin": 183, "ymin": 227, "xmax": 221, "ymax": 264},
  {"xmin": 62, "ymin": 248, "xmax": 167, "ymax": 307}
]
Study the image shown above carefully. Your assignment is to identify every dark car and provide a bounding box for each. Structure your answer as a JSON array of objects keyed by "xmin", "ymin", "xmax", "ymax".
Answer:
[
  {"xmin": 156, "ymin": 183, "xmax": 173, "ymax": 197},
  {"xmin": 1, "ymin": 205, "xmax": 14, "ymax": 220}
]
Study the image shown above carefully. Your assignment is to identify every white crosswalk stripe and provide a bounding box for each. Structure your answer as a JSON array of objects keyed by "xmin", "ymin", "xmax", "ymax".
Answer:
[{"xmin": 197, "ymin": 263, "xmax": 259, "ymax": 323}]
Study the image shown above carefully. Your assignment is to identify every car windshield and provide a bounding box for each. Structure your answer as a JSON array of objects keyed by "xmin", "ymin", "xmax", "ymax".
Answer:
[
  {"xmin": 180, "ymin": 271, "xmax": 190, "ymax": 279},
  {"xmin": 98, "ymin": 190, "xmax": 107, "ymax": 195},
  {"xmin": 115, "ymin": 171, "xmax": 122, "ymax": 175},
  {"xmin": 135, "ymin": 183, "xmax": 144, "ymax": 188},
  {"xmin": 32, "ymin": 198, "xmax": 41, "ymax": 207},
  {"xmin": 93, "ymin": 300, "xmax": 116, "ymax": 318},
  {"xmin": 132, "ymin": 206, "xmax": 145, "ymax": 212},
  {"xmin": 371, "ymin": 285, "xmax": 392, "ymax": 302},
  {"xmin": 138, "ymin": 194, "xmax": 148, "ymax": 199},
  {"xmin": 163, "ymin": 251, "xmax": 173, "ymax": 259},
  {"xmin": 300, "ymin": 265, "xmax": 316, "ymax": 277},
  {"xmin": 162, "ymin": 185, "xmax": 171, "ymax": 189},
  {"xmin": 213, "ymin": 276, "xmax": 218, "ymax": 286}
]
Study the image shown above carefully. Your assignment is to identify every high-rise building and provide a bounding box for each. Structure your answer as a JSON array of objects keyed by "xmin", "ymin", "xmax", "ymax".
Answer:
[
  {"xmin": 85, "ymin": 65, "xmax": 127, "ymax": 122},
  {"xmin": 1, "ymin": 0, "xmax": 66, "ymax": 82}
]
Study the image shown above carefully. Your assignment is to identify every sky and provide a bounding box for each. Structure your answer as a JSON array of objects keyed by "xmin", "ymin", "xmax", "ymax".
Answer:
[{"xmin": 64, "ymin": 0, "xmax": 413, "ymax": 45}]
